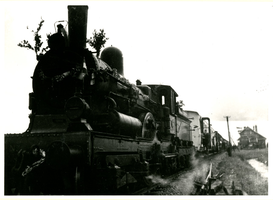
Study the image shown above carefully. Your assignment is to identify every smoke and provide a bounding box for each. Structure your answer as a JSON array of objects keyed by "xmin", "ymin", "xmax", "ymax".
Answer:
[
  {"xmin": 144, "ymin": 154, "xmax": 212, "ymax": 194},
  {"xmin": 169, "ymin": 155, "xmax": 211, "ymax": 195},
  {"xmin": 146, "ymin": 175, "xmax": 170, "ymax": 185}
]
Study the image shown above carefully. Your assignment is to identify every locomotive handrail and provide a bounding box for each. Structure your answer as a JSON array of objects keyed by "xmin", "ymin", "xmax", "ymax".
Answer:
[
  {"xmin": 54, "ymin": 20, "xmax": 68, "ymax": 32},
  {"xmin": 105, "ymin": 70, "xmax": 130, "ymax": 86}
]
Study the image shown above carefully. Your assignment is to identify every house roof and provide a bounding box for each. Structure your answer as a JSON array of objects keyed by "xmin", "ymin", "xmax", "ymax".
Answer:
[{"xmin": 238, "ymin": 127, "xmax": 266, "ymax": 139}]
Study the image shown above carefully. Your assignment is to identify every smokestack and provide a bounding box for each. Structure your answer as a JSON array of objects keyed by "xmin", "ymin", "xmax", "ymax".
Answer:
[{"xmin": 68, "ymin": 6, "xmax": 88, "ymax": 50}]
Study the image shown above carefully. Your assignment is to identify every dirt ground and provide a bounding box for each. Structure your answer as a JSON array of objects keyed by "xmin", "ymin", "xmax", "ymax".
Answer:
[{"xmin": 155, "ymin": 149, "xmax": 268, "ymax": 195}]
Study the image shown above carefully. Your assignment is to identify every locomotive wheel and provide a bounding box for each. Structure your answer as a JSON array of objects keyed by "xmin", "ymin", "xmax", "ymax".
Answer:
[{"xmin": 138, "ymin": 112, "xmax": 156, "ymax": 139}]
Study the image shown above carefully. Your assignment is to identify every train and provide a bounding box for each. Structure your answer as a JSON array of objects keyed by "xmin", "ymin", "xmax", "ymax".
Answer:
[
  {"xmin": 4, "ymin": 5, "xmax": 228, "ymax": 195},
  {"xmin": 183, "ymin": 110, "xmax": 229, "ymax": 154}
]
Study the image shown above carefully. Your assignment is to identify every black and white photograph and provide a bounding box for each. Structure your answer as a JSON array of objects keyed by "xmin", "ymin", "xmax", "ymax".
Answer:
[{"xmin": 1, "ymin": 0, "xmax": 271, "ymax": 197}]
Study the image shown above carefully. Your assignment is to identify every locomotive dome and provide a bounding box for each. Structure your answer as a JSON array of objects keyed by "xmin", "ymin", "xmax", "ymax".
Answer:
[{"xmin": 101, "ymin": 46, "xmax": 124, "ymax": 75}]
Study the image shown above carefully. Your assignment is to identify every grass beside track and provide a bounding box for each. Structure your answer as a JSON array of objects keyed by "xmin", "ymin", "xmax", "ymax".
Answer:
[
  {"xmin": 211, "ymin": 148, "xmax": 268, "ymax": 195},
  {"xmin": 146, "ymin": 149, "xmax": 268, "ymax": 195}
]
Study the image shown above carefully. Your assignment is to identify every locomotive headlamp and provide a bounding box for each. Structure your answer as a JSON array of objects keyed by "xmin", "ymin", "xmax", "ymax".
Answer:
[{"xmin": 65, "ymin": 96, "xmax": 90, "ymax": 120}]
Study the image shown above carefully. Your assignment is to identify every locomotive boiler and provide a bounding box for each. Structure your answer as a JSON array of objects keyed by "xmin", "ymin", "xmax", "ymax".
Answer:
[{"xmin": 5, "ymin": 5, "xmax": 211, "ymax": 195}]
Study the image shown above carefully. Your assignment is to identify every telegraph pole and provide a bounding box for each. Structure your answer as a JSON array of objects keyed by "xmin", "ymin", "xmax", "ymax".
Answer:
[{"xmin": 224, "ymin": 116, "xmax": 232, "ymax": 156}]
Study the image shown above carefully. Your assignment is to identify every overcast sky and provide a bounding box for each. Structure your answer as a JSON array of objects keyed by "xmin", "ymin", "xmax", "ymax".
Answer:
[{"xmin": 1, "ymin": 1, "xmax": 272, "ymax": 144}]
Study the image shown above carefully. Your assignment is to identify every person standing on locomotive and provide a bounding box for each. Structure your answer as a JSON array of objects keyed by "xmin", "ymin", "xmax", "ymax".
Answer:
[{"xmin": 32, "ymin": 24, "xmax": 78, "ymax": 113}]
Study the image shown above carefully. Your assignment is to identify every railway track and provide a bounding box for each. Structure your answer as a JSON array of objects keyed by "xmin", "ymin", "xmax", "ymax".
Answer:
[
  {"xmin": 133, "ymin": 168, "xmax": 194, "ymax": 195},
  {"xmin": 132, "ymin": 151, "xmax": 226, "ymax": 195}
]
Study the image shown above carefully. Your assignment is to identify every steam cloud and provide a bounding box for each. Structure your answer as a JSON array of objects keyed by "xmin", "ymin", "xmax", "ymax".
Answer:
[{"xmin": 146, "ymin": 154, "xmax": 212, "ymax": 195}]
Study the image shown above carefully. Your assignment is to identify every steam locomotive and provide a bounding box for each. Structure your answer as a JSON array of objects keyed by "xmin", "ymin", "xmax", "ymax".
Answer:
[{"xmin": 4, "ymin": 6, "xmax": 224, "ymax": 195}]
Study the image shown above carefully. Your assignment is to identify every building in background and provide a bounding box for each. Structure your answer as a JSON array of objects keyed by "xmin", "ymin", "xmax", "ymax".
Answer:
[{"xmin": 237, "ymin": 126, "xmax": 266, "ymax": 149}]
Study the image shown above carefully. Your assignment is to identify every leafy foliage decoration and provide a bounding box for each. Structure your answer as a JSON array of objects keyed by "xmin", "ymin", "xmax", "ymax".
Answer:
[
  {"xmin": 18, "ymin": 18, "xmax": 49, "ymax": 60},
  {"xmin": 87, "ymin": 29, "xmax": 109, "ymax": 58}
]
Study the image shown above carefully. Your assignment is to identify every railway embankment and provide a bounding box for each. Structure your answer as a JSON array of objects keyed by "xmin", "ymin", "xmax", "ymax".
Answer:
[
  {"xmin": 216, "ymin": 148, "xmax": 268, "ymax": 195},
  {"xmin": 153, "ymin": 148, "xmax": 268, "ymax": 195}
]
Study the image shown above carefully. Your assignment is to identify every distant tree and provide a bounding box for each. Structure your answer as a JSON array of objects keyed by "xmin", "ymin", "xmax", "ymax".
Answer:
[
  {"xmin": 18, "ymin": 18, "xmax": 50, "ymax": 60},
  {"xmin": 86, "ymin": 29, "xmax": 109, "ymax": 58}
]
